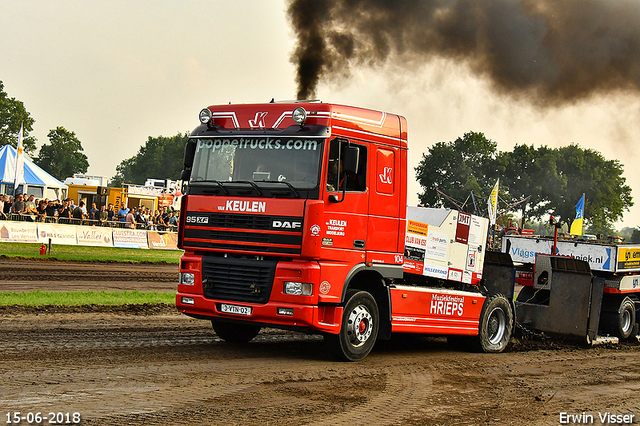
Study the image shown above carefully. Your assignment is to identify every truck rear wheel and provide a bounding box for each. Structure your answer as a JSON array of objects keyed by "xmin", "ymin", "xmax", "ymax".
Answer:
[
  {"xmin": 474, "ymin": 294, "xmax": 513, "ymax": 353},
  {"xmin": 325, "ymin": 289, "xmax": 379, "ymax": 362},
  {"xmin": 601, "ymin": 297, "xmax": 636, "ymax": 340},
  {"xmin": 211, "ymin": 320, "xmax": 261, "ymax": 343}
]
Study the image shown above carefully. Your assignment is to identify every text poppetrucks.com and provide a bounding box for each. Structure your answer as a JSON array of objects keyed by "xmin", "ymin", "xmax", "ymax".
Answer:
[{"xmin": 559, "ymin": 412, "xmax": 635, "ymax": 424}]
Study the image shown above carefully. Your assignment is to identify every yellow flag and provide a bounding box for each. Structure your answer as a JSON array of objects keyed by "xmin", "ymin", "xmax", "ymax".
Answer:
[{"xmin": 488, "ymin": 179, "xmax": 499, "ymax": 225}]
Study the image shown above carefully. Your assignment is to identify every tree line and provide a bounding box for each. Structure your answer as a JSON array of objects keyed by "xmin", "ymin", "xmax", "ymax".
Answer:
[
  {"xmin": 1, "ymin": 81, "xmax": 88, "ymax": 180},
  {"xmin": 415, "ymin": 131, "xmax": 633, "ymax": 235},
  {"xmin": 2, "ymin": 80, "xmax": 636, "ymax": 235},
  {"xmin": 1, "ymin": 80, "xmax": 184, "ymax": 186}
]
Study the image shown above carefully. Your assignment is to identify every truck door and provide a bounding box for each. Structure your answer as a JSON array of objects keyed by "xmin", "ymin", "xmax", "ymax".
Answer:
[
  {"xmin": 367, "ymin": 146, "xmax": 402, "ymax": 256},
  {"xmin": 322, "ymin": 138, "xmax": 369, "ymax": 259}
]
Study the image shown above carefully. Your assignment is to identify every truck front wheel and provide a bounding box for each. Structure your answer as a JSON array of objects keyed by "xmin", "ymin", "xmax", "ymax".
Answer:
[
  {"xmin": 325, "ymin": 290, "xmax": 379, "ymax": 361},
  {"xmin": 211, "ymin": 320, "xmax": 261, "ymax": 343}
]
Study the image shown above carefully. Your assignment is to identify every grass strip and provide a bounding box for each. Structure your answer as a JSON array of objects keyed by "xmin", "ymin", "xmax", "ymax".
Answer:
[
  {"xmin": 0, "ymin": 242, "xmax": 182, "ymax": 263},
  {"xmin": 0, "ymin": 290, "xmax": 175, "ymax": 306}
]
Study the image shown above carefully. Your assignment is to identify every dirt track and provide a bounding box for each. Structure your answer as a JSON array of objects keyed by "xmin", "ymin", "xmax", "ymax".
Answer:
[
  {"xmin": 0, "ymin": 258, "xmax": 178, "ymax": 292},
  {"xmin": 1, "ymin": 259, "xmax": 639, "ymax": 425}
]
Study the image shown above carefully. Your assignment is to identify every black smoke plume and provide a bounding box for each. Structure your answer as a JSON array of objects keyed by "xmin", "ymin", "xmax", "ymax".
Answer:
[{"xmin": 288, "ymin": 0, "xmax": 640, "ymax": 105}]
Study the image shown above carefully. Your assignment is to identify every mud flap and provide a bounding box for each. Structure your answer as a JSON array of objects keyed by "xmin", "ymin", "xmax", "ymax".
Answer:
[
  {"xmin": 516, "ymin": 254, "xmax": 603, "ymax": 342},
  {"xmin": 483, "ymin": 251, "xmax": 516, "ymax": 301}
]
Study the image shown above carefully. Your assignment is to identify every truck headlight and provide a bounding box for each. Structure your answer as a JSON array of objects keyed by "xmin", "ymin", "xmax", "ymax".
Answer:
[
  {"xmin": 284, "ymin": 281, "xmax": 313, "ymax": 296},
  {"xmin": 180, "ymin": 272, "xmax": 195, "ymax": 286}
]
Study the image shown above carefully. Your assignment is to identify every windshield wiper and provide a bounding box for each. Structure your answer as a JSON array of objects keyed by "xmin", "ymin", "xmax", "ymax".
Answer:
[
  {"xmin": 262, "ymin": 181, "xmax": 301, "ymax": 198},
  {"xmin": 233, "ymin": 181, "xmax": 264, "ymax": 196},
  {"xmin": 191, "ymin": 180, "xmax": 229, "ymax": 195}
]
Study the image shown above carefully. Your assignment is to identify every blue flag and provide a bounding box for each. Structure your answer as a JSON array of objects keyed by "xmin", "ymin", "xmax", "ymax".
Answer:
[{"xmin": 570, "ymin": 193, "xmax": 585, "ymax": 236}]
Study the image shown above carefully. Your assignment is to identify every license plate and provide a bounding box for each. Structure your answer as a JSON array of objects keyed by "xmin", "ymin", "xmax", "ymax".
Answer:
[{"xmin": 220, "ymin": 303, "xmax": 252, "ymax": 316}]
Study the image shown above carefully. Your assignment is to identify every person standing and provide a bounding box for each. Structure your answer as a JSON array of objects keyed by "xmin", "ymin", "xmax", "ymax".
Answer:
[
  {"xmin": 58, "ymin": 199, "xmax": 72, "ymax": 223},
  {"xmin": 10, "ymin": 194, "xmax": 25, "ymax": 218},
  {"xmin": 88, "ymin": 202, "xmax": 99, "ymax": 222},
  {"xmin": 125, "ymin": 206, "xmax": 136, "ymax": 229},
  {"xmin": 106, "ymin": 203, "xmax": 116, "ymax": 223},
  {"xmin": 72, "ymin": 201, "xmax": 86, "ymax": 224},
  {"xmin": 4, "ymin": 195, "xmax": 13, "ymax": 217},
  {"xmin": 0, "ymin": 195, "xmax": 6, "ymax": 219},
  {"xmin": 45, "ymin": 200, "xmax": 59, "ymax": 221},
  {"xmin": 118, "ymin": 203, "xmax": 129, "ymax": 222},
  {"xmin": 36, "ymin": 200, "xmax": 47, "ymax": 222},
  {"xmin": 98, "ymin": 205, "xmax": 108, "ymax": 226}
]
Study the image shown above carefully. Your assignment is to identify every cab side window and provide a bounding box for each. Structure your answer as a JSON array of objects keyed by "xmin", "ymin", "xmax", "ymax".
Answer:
[{"xmin": 326, "ymin": 139, "xmax": 367, "ymax": 192}]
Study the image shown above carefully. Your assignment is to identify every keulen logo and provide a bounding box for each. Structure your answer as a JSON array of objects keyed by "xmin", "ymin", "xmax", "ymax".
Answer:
[
  {"xmin": 249, "ymin": 112, "xmax": 268, "ymax": 128},
  {"xmin": 379, "ymin": 167, "xmax": 393, "ymax": 184}
]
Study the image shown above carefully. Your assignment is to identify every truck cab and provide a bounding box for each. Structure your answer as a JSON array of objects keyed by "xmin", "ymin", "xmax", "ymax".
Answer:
[{"xmin": 176, "ymin": 102, "xmax": 411, "ymax": 359}]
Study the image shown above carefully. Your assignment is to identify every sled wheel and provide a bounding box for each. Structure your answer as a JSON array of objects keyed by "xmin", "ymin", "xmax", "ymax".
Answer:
[
  {"xmin": 211, "ymin": 320, "xmax": 261, "ymax": 343},
  {"xmin": 602, "ymin": 297, "xmax": 636, "ymax": 340},
  {"xmin": 325, "ymin": 289, "xmax": 379, "ymax": 361}
]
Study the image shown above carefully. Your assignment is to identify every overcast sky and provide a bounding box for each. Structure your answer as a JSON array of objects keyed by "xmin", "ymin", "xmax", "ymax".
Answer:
[{"xmin": 1, "ymin": 1, "xmax": 639, "ymax": 229}]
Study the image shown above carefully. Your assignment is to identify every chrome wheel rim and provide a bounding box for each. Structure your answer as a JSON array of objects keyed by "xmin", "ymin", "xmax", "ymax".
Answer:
[
  {"xmin": 487, "ymin": 306, "xmax": 507, "ymax": 345},
  {"xmin": 347, "ymin": 304, "xmax": 373, "ymax": 347}
]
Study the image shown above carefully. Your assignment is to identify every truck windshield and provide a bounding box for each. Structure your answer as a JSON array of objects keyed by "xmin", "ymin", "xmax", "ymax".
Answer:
[{"xmin": 191, "ymin": 136, "xmax": 323, "ymax": 189}]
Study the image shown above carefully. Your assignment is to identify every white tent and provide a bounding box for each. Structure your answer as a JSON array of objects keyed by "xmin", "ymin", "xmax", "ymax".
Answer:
[{"xmin": 0, "ymin": 144, "xmax": 68, "ymax": 199}]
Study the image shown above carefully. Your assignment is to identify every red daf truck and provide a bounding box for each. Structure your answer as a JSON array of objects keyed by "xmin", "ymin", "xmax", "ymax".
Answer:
[{"xmin": 176, "ymin": 101, "xmax": 516, "ymax": 361}]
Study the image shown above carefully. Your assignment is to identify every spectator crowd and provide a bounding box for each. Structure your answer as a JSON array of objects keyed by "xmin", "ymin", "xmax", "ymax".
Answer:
[{"xmin": 0, "ymin": 193, "xmax": 179, "ymax": 231}]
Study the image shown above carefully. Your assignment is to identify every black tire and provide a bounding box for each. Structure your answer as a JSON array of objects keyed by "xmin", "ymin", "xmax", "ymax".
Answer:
[
  {"xmin": 211, "ymin": 320, "xmax": 261, "ymax": 343},
  {"xmin": 325, "ymin": 290, "xmax": 379, "ymax": 362},
  {"xmin": 601, "ymin": 297, "xmax": 636, "ymax": 340},
  {"xmin": 472, "ymin": 294, "xmax": 513, "ymax": 353}
]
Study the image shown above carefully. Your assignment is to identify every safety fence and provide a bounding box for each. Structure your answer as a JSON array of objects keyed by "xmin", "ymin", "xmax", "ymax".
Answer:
[
  {"xmin": 0, "ymin": 220, "xmax": 179, "ymax": 250},
  {"xmin": 4, "ymin": 213, "xmax": 177, "ymax": 231}
]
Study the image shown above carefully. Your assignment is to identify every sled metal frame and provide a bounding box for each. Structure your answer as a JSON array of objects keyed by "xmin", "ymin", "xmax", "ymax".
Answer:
[{"xmin": 516, "ymin": 254, "xmax": 604, "ymax": 342}]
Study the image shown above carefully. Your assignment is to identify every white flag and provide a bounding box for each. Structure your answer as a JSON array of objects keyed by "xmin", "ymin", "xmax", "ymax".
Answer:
[
  {"xmin": 487, "ymin": 179, "xmax": 499, "ymax": 225},
  {"xmin": 13, "ymin": 123, "xmax": 25, "ymax": 192}
]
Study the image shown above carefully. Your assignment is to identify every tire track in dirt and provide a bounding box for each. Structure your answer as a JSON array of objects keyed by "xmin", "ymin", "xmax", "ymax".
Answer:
[{"xmin": 305, "ymin": 369, "xmax": 434, "ymax": 426}]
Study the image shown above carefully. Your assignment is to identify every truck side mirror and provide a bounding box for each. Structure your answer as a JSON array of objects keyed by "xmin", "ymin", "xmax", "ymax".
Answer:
[{"xmin": 181, "ymin": 140, "xmax": 197, "ymax": 181}]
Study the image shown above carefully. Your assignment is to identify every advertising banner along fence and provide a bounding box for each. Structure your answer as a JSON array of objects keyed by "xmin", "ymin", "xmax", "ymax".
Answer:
[{"xmin": 0, "ymin": 220, "xmax": 179, "ymax": 250}]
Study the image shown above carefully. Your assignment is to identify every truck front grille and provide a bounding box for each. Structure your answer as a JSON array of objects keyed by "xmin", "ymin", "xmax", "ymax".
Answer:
[
  {"xmin": 201, "ymin": 256, "xmax": 276, "ymax": 304},
  {"xmin": 182, "ymin": 212, "xmax": 303, "ymax": 256}
]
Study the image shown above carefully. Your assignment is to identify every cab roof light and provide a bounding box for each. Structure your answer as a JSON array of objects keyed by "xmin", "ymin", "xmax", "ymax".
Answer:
[
  {"xmin": 199, "ymin": 108, "xmax": 213, "ymax": 125},
  {"xmin": 292, "ymin": 107, "xmax": 307, "ymax": 126}
]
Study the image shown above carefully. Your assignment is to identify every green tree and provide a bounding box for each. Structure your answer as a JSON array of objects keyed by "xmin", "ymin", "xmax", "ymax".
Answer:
[
  {"xmin": 110, "ymin": 133, "xmax": 188, "ymax": 186},
  {"xmin": 34, "ymin": 126, "xmax": 89, "ymax": 181},
  {"xmin": 548, "ymin": 144, "xmax": 633, "ymax": 231},
  {"xmin": 0, "ymin": 81, "xmax": 37, "ymax": 155},
  {"xmin": 498, "ymin": 144, "xmax": 563, "ymax": 224},
  {"xmin": 415, "ymin": 135, "xmax": 633, "ymax": 232},
  {"xmin": 415, "ymin": 131, "xmax": 501, "ymax": 213}
]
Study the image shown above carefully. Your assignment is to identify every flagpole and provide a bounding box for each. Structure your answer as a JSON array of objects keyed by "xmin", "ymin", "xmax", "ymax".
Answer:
[{"xmin": 13, "ymin": 123, "xmax": 25, "ymax": 197}]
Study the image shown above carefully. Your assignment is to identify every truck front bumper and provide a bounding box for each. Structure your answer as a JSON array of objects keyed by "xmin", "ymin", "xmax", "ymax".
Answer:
[{"xmin": 176, "ymin": 292, "xmax": 343, "ymax": 334}]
